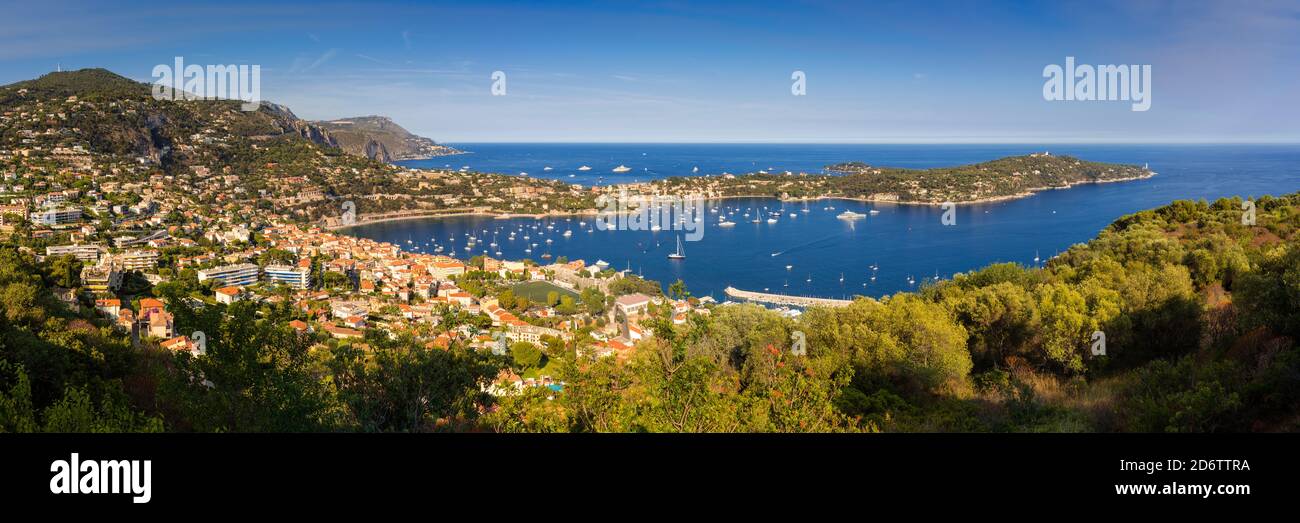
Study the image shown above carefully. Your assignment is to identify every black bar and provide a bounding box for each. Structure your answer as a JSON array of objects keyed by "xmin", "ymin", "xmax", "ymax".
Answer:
[{"xmin": 1, "ymin": 434, "xmax": 1291, "ymax": 512}]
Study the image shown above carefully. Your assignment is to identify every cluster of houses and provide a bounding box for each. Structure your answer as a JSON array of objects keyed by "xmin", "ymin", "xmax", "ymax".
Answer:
[
  {"xmin": 92, "ymin": 296, "xmax": 183, "ymax": 349},
  {"xmin": 2, "ymin": 91, "xmax": 728, "ymax": 396},
  {"xmin": 49, "ymin": 213, "xmax": 721, "ymax": 395},
  {"xmin": 202, "ymin": 225, "xmax": 712, "ymax": 390}
]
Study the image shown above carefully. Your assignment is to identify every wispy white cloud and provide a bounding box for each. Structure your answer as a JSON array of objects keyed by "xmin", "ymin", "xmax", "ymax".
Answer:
[
  {"xmin": 355, "ymin": 54, "xmax": 395, "ymax": 66},
  {"xmin": 306, "ymin": 48, "xmax": 338, "ymax": 72},
  {"xmin": 287, "ymin": 48, "xmax": 338, "ymax": 74}
]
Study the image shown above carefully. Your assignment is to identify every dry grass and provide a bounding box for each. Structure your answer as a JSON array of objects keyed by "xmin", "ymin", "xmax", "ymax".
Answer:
[{"xmin": 1005, "ymin": 362, "xmax": 1124, "ymax": 431}]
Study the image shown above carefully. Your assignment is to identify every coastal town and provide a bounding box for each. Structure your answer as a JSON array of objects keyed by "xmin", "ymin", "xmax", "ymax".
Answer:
[
  {"xmin": 5, "ymin": 165, "xmax": 715, "ymax": 396},
  {"xmin": 70, "ymin": 219, "xmax": 714, "ymax": 393},
  {"xmin": 0, "ymin": 69, "xmax": 729, "ymax": 395},
  {"xmin": 0, "ymin": 69, "xmax": 1162, "ymax": 397}
]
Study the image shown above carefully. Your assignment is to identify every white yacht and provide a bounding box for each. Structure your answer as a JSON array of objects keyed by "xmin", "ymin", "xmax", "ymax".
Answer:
[{"xmin": 667, "ymin": 236, "xmax": 685, "ymax": 260}]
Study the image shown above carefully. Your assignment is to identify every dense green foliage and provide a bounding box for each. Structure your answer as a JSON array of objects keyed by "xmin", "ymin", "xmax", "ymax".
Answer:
[
  {"xmin": 828, "ymin": 154, "xmax": 1150, "ymax": 203},
  {"xmin": 648, "ymin": 153, "xmax": 1151, "ymax": 204}
]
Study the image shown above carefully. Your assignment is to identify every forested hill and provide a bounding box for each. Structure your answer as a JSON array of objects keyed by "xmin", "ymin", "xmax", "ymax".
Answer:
[
  {"xmin": 0, "ymin": 68, "xmax": 443, "ymax": 221},
  {"xmin": 646, "ymin": 153, "xmax": 1155, "ymax": 205},
  {"xmin": 0, "ymin": 69, "xmax": 342, "ymax": 163},
  {"xmin": 825, "ymin": 153, "xmax": 1154, "ymax": 203},
  {"xmin": 3, "ymin": 191, "xmax": 1297, "ymax": 433},
  {"xmin": 0, "ymin": 68, "xmax": 449, "ymax": 167}
]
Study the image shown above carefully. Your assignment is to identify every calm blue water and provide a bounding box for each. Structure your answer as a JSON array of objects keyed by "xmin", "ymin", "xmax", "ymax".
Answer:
[{"xmin": 361, "ymin": 144, "xmax": 1300, "ymax": 300}]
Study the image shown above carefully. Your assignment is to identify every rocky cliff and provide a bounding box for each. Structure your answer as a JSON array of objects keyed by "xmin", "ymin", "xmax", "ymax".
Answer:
[{"xmin": 311, "ymin": 116, "xmax": 460, "ymax": 162}]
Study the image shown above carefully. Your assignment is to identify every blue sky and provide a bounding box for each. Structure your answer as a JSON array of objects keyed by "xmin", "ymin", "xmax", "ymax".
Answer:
[{"xmin": 2, "ymin": 0, "xmax": 1298, "ymax": 143}]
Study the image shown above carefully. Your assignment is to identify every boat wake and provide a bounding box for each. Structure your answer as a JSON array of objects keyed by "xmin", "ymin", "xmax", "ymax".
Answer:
[{"xmin": 771, "ymin": 232, "xmax": 846, "ymax": 258}]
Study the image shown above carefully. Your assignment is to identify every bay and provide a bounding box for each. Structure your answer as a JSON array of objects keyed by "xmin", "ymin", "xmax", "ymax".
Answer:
[{"xmin": 342, "ymin": 144, "xmax": 1300, "ymax": 300}]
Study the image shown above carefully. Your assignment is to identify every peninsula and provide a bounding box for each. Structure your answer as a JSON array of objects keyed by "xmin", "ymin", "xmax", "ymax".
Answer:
[{"xmin": 642, "ymin": 153, "xmax": 1155, "ymax": 206}]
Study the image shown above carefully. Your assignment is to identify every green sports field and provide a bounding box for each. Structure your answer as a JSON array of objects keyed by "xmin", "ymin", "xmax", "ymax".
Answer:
[{"xmin": 510, "ymin": 281, "xmax": 580, "ymax": 303}]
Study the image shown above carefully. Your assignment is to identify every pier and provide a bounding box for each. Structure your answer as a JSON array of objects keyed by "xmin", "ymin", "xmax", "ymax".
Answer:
[{"xmin": 724, "ymin": 286, "xmax": 856, "ymax": 308}]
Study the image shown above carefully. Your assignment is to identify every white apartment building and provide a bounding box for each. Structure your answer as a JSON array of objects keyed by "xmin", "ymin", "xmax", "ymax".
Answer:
[{"xmin": 197, "ymin": 263, "xmax": 260, "ymax": 287}]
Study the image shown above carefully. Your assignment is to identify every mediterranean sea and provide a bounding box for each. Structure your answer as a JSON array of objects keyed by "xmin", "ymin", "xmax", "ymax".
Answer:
[{"xmin": 344, "ymin": 144, "xmax": 1300, "ymax": 300}]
